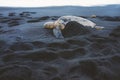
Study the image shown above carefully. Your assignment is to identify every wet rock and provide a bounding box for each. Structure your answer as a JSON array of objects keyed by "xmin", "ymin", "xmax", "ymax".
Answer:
[
  {"xmin": 51, "ymin": 16, "xmax": 60, "ymax": 20},
  {"xmin": 39, "ymin": 16, "xmax": 50, "ymax": 20},
  {"xmin": 8, "ymin": 20, "xmax": 19, "ymax": 27},
  {"xmin": 9, "ymin": 42, "xmax": 33, "ymax": 51},
  {"xmin": 11, "ymin": 18, "xmax": 22, "ymax": 20},
  {"xmin": 62, "ymin": 21, "xmax": 90, "ymax": 37},
  {"xmin": 27, "ymin": 18, "xmax": 40, "ymax": 23},
  {"xmin": 19, "ymin": 12, "xmax": 30, "ymax": 17},
  {"xmin": 0, "ymin": 65, "xmax": 32, "ymax": 80},
  {"xmin": 79, "ymin": 16, "xmax": 88, "ymax": 18},
  {"xmin": 90, "ymin": 15, "xmax": 97, "ymax": 18},
  {"xmin": 100, "ymin": 16, "xmax": 120, "ymax": 21},
  {"xmin": 8, "ymin": 12, "xmax": 16, "ymax": 16},
  {"xmin": 0, "ymin": 18, "xmax": 10, "ymax": 23}
]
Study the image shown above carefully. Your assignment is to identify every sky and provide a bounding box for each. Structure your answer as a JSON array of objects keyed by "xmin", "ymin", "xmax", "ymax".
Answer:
[{"xmin": 0, "ymin": 0, "xmax": 120, "ymax": 7}]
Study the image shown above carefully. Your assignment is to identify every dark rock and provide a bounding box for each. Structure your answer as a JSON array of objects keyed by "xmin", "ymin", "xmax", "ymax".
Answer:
[
  {"xmin": 9, "ymin": 42, "xmax": 33, "ymax": 51},
  {"xmin": 8, "ymin": 20, "xmax": 19, "ymax": 27},
  {"xmin": 8, "ymin": 12, "xmax": 16, "ymax": 16},
  {"xmin": 11, "ymin": 18, "xmax": 22, "ymax": 20},
  {"xmin": 79, "ymin": 16, "xmax": 88, "ymax": 18},
  {"xmin": 39, "ymin": 16, "xmax": 50, "ymax": 20},
  {"xmin": 62, "ymin": 21, "xmax": 90, "ymax": 37},
  {"xmin": 51, "ymin": 16, "xmax": 60, "ymax": 20},
  {"xmin": 0, "ymin": 65, "xmax": 32, "ymax": 80},
  {"xmin": 0, "ymin": 18, "xmax": 10, "ymax": 23},
  {"xmin": 27, "ymin": 19, "xmax": 40, "ymax": 23},
  {"xmin": 19, "ymin": 12, "xmax": 30, "ymax": 17},
  {"xmin": 99, "ymin": 16, "xmax": 120, "ymax": 21}
]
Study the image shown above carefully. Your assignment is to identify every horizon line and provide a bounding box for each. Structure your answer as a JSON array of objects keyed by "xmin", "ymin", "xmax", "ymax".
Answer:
[{"xmin": 0, "ymin": 4, "xmax": 119, "ymax": 8}]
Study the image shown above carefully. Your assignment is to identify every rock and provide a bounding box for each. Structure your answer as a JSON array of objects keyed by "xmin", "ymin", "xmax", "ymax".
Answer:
[
  {"xmin": 98, "ymin": 16, "xmax": 120, "ymax": 21},
  {"xmin": 90, "ymin": 15, "xmax": 97, "ymax": 18},
  {"xmin": 27, "ymin": 18, "xmax": 40, "ymax": 23},
  {"xmin": 9, "ymin": 42, "xmax": 33, "ymax": 51},
  {"xmin": 51, "ymin": 16, "xmax": 60, "ymax": 20},
  {"xmin": 8, "ymin": 20, "xmax": 19, "ymax": 27},
  {"xmin": 19, "ymin": 12, "xmax": 30, "ymax": 17},
  {"xmin": 0, "ymin": 65, "xmax": 32, "ymax": 80},
  {"xmin": 62, "ymin": 21, "xmax": 90, "ymax": 37},
  {"xmin": 0, "ymin": 18, "xmax": 10, "ymax": 23},
  {"xmin": 39, "ymin": 16, "xmax": 50, "ymax": 20},
  {"xmin": 8, "ymin": 12, "xmax": 16, "ymax": 16}
]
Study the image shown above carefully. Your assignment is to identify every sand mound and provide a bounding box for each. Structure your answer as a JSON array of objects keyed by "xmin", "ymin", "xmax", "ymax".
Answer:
[{"xmin": 62, "ymin": 21, "xmax": 90, "ymax": 37}]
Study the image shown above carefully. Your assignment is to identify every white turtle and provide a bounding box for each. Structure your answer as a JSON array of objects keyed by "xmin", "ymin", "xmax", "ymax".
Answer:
[{"xmin": 44, "ymin": 15, "xmax": 104, "ymax": 38}]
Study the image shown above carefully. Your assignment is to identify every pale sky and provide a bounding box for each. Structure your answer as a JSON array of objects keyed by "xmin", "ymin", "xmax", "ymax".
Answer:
[{"xmin": 0, "ymin": 0, "xmax": 120, "ymax": 7}]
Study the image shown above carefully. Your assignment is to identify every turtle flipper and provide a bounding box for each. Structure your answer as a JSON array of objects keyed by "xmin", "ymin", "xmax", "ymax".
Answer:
[{"xmin": 53, "ymin": 27, "xmax": 64, "ymax": 39}]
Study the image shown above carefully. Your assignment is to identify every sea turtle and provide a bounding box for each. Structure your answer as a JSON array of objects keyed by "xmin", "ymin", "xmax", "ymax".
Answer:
[{"xmin": 44, "ymin": 15, "xmax": 104, "ymax": 38}]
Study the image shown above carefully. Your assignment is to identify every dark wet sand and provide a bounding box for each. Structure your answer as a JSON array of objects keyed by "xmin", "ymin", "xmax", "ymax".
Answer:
[{"xmin": 0, "ymin": 11, "xmax": 120, "ymax": 80}]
